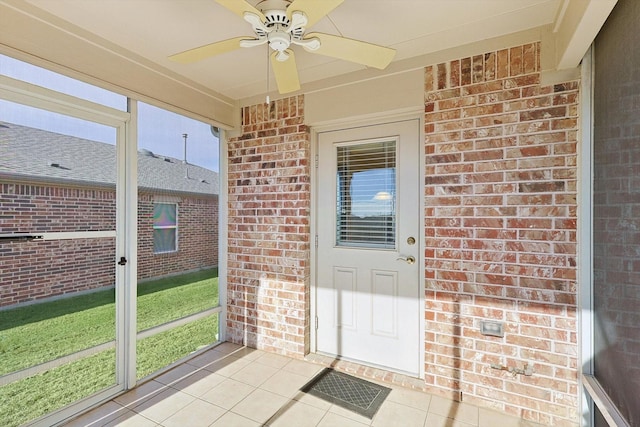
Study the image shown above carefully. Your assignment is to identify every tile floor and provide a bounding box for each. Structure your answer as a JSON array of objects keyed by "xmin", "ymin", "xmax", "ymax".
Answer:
[{"xmin": 64, "ymin": 343, "xmax": 542, "ymax": 427}]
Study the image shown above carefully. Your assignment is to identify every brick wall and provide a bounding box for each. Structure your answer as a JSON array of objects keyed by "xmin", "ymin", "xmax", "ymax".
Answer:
[
  {"xmin": 0, "ymin": 182, "xmax": 116, "ymax": 307},
  {"xmin": 226, "ymin": 96, "xmax": 311, "ymax": 357},
  {"xmin": 424, "ymin": 43, "xmax": 579, "ymax": 426},
  {"xmin": 0, "ymin": 180, "xmax": 218, "ymax": 308},
  {"xmin": 224, "ymin": 44, "xmax": 579, "ymax": 426},
  {"xmin": 137, "ymin": 191, "xmax": 219, "ymax": 280}
]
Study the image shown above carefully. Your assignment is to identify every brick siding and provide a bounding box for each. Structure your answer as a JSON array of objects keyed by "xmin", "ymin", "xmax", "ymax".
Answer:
[
  {"xmin": 424, "ymin": 43, "xmax": 579, "ymax": 426},
  {"xmin": 0, "ymin": 180, "xmax": 218, "ymax": 308},
  {"xmin": 137, "ymin": 191, "xmax": 219, "ymax": 280},
  {"xmin": 226, "ymin": 96, "xmax": 311, "ymax": 357}
]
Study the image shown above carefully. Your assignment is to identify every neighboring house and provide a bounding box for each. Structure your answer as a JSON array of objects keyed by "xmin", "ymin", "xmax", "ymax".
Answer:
[{"xmin": 0, "ymin": 121, "xmax": 219, "ymax": 308}]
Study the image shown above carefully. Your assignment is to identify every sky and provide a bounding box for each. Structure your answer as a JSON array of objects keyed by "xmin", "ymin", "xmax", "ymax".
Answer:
[{"xmin": 0, "ymin": 55, "xmax": 219, "ymax": 172}]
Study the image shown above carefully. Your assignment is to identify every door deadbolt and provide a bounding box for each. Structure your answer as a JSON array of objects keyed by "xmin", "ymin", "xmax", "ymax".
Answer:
[{"xmin": 407, "ymin": 237, "xmax": 416, "ymax": 245}]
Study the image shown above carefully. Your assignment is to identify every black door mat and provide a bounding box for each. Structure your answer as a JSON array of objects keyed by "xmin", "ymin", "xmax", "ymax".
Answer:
[{"xmin": 300, "ymin": 368, "xmax": 391, "ymax": 419}]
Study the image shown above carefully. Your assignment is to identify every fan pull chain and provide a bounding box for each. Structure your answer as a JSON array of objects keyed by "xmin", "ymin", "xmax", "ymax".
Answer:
[{"xmin": 266, "ymin": 46, "xmax": 270, "ymax": 105}]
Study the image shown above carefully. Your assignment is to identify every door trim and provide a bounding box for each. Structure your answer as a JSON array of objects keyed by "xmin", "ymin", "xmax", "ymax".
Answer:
[{"xmin": 310, "ymin": 113, "xmax": 425, "ymax": 379}]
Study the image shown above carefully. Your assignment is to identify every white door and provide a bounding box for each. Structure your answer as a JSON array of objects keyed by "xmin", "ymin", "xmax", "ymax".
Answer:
[{"xmin": 316, "ymin": 119, "xmax": 421, "ymax": 376}]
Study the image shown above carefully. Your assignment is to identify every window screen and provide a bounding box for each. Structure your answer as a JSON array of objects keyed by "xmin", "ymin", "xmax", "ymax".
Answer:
[
  {"xmin": 336, "ymin": 140, "xmax": 396, "ymax": 249},
  {"xmin": 153, "ymin": 203, "xmax": 177, "ymax": 253},
  {"xmin": 592, "ymin": 0, "xmax": 640, "ymax": 424}
]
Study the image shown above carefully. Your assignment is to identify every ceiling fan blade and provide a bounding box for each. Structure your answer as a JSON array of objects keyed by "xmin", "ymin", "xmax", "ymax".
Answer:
[
  {"xmin": 215, "ymin": 0, "xmax": 266, "ymax": 21},
  {"xmin": 286, "ymin": 0, "xmax": 343, "ymax": 28},
  {"xmin": 270, "ymin": 50, "xmax": 301, "ymax": 94},
  {"xmin": 305, "ymin": 32, "xmax": 396, "ymax": 69},
  {"xmin": 169, "ymin": 37, "xmax": 252, "ymax": 63}
]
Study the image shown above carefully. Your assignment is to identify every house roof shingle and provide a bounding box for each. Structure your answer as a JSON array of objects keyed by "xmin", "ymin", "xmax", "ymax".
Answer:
[{"xmin": 0, "ymin": 121, "xmax": 218, "ymax": 196}]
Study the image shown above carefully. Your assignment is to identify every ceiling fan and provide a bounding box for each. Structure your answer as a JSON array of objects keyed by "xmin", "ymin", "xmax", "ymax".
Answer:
[{"xmin": 168, "ymin": 0, "xmax": 396, "ymax": 94}]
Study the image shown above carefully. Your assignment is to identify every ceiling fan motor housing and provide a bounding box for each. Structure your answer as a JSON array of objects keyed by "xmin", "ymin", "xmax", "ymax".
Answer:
[
  {"xmin": 255, "ymin": 0, "xmax": 305, "ymax": 46},
  {"xmin": 257, "ymin": 0, "xmax": 290, "ymax": 13},
  {"xmin": 263, "ymin": 10, "xmax": 289, "ymax": 27}
]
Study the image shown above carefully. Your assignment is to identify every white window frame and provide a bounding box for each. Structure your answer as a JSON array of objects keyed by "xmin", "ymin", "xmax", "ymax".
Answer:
[{"xmin": 153, "ymin": 202, "xmax": 179, "ymax": 254}]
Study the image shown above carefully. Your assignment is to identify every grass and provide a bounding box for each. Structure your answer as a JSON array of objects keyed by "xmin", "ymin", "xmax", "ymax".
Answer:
[
  {"xmin": 137, "ymin": 314, "xmax": 218, "ymax": 379},
  {"xmin": 0, "ymin": 289, "xmax": 117, "ymax": 375},
  {"xmin": 0, "ymin": 349, "xmax": 117, "ymax": 427},
  {"xmin": 137, "ymin": 268, "xmax": 219, "ymax": 331},
  {"xmin": 0, "ymin": 268, "xmax": 219, "ymax": 427}
]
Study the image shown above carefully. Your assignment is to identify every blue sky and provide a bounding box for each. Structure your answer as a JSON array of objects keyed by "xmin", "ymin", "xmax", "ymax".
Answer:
[{"xmin": 1, "ymin": 55, "xmax": 219, "ymax": 171}]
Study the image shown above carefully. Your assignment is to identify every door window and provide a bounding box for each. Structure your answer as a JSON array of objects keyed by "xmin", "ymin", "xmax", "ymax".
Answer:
[{"xmin": 336, "ymin": 140, "xmax": 396, "ymax": 249}]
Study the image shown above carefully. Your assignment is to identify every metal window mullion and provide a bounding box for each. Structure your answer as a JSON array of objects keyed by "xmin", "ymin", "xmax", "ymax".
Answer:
[
  {"xmin": 582, "ymin": 375, "xmax": 630, "ymax": 427},
  {"xmin": 137, "ymin": 306, "xmax": 222, "ymax": 341},
  {"xmin": 217, "ymin": 129, "xmax": 228, "ymax": 342},
  {"xmin": 120, "ymin": 99, "xmax": 138, "ymax": 390},
  {"xmin": 0, "ymin": 341, "xmax": 116, "ymax": 387},
  {"xmin": 579, "ymin": 46, "xmax": 595, "ymax": 427},
  {"xmin": 0, "ymin": 75, "xmax": 128, "ymax": 127}
]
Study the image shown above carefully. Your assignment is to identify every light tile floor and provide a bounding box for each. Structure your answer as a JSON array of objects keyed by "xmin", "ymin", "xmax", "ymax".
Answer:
[{"xmin": 64, "ymin": 343, "xmax": 542, "ymax": 427}]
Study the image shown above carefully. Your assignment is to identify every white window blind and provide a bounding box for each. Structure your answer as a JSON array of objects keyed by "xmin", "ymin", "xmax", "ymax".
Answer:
[{"xmin": 336, "ymin": 140, "xmax": 396, "ymax": 249}]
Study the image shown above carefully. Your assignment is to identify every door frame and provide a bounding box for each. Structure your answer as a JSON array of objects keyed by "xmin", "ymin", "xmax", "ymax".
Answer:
[
  {"xmin": 310, "ymin": 112, "xmax": 425, "ymax": 378},
  {"xmin": 0, "ymin": 75, "xmax": 135, "ymax": 426}
]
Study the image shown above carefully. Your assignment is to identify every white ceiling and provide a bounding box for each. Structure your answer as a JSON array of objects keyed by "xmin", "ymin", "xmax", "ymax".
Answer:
[{"xmin": 13, "ymin": 0, "xmax": 567, "ymax": 101}]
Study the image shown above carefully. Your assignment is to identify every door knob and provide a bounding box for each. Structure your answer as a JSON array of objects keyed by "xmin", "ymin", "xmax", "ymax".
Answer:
[{"xmin": 396, "ymin": 255, "xmax": 415, "ymax": 265}]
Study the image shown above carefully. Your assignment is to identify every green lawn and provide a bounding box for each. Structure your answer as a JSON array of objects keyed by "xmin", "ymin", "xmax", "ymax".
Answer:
[{"xmin": 0, "ymin": 268, "xmax": 219, "ymax": 427}]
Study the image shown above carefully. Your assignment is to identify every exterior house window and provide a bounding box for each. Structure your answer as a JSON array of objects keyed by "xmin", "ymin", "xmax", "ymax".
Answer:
[{"xmin": 153, "ymin": 203, "xmax": 178, "ymax": 253}]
